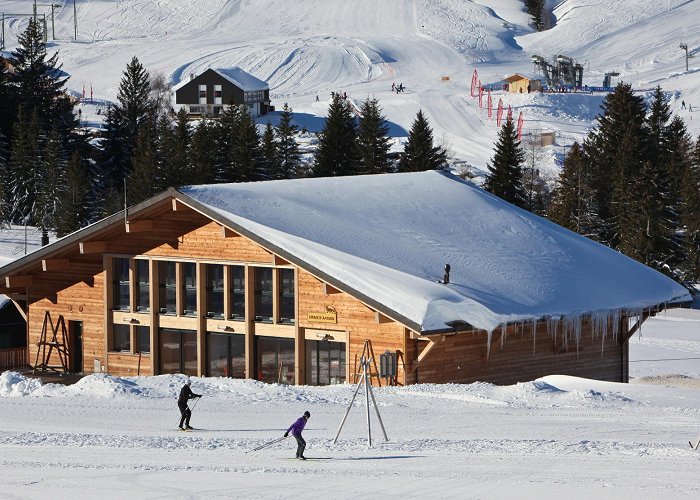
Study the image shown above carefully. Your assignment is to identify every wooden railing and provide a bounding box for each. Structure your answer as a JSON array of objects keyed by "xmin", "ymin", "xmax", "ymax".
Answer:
[{"xmin": 0, "ymin": 347, "xmax": 28, "ymax": 371}]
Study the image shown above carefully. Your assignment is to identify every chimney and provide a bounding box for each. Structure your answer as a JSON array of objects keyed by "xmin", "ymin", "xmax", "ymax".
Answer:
[
  {"xmin": 443, "ymin": 264, "xmax": 451, "ymax": 284},
  {"xmin": 189, "ymin": 73, "xmax": 195, "ymax": 81}
]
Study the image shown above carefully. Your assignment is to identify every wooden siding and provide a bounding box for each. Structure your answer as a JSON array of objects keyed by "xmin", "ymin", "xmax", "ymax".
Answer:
[
  {"xmin": 0, "ymin": 347, "xmax": 28, "ymax": 370},
  {"xmin": 297, "ymin": 269, "xmax": 406, "ymax": 385},
  {"xmin": 28, "ymin": 257, "xmax": 105, "ymax": 374},
  {"xmin": 407, "ymin": 317, "xmax": 627, "ymax": 385}
]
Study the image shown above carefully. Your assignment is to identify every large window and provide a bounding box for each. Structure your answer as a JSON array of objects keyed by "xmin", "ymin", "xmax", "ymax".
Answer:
[
  {"xmin": 230, "ymin": 265, "xmax": 245, "ymax": 320},
  {"xmin": 137, "ymin": 326, "xmax": 150, "ymax": 354},
  {"xmin": 159, "ymin": 328, "xmax": 197, "ymax": 375},
  {"xmin": 207, "ymin": 333, "xmax": 245, "ymax": 378},
  {"xmin": 112, "ymin": 258, "xmax": 130, "ymax": 310},
  {"xmin": 279, "ymin": 269, "xmax": 295, "ymax": 323},
  {"xmin": 256, "ymin": 336, "xmax": 294, "ymax": 384},
  {"xmin": 306, "ymin": 340, "xmax": 346, "ymax": 385},
  {"xmin": 136, "ymin": 260, "xmax": 150, "ymax": 312},
  {"xmin": 254, "ymin": 267, "xmax": 273, "ymax": 322},
  {"xmin": 182, "ymin": 263, "xmax": 197, "ymax": 316},
  {"xmin": 159, "ymin": 261, "xmax": 177, "ymax": 314},
  {"xmin": 206, "ymin": 264, "xmax": 224, "ymax": 318},
  {"xmin": 112, "ymin": 324, "xmax": 131, "ymax": 352}
]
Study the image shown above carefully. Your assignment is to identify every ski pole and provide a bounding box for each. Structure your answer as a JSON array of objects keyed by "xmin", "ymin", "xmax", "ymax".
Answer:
[{"xmin": 246, "ymin": 436, "xmax": 287, "ymax": 453}]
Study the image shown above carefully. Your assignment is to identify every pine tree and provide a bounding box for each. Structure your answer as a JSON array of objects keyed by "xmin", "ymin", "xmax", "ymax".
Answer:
[
  {"xmin": 547, "ymin": 143, "xmax": 601, "ymax": 237},
  {"xmin": 232, "ymin": 105, "xmax": 262, "ymax": 182},
  {"xmin": 275, "ymin": 103, "xmax": 301, "ymax": 179},
  {"xmin": 585, "ymin": 83, "xmax": 648, "ymax": 247},
  {"xmin": 0, "ymin": 128, "xmax": 7, "ymax": 224},
  {"xmin": 0, "ymin": 52, "xmax": 16, "ymax": 145},
  {"xmin": 127, "ymin": 121, "xmax": 159, "ymax": 205},
  {"xmin": 35, "ymin": 127, "xmax": 67, "ymax": 240},
  {"xmin": 188, "ymin": 119, "xmax": 217, "ymax": 185},
  {"xmin": 646, "ymin": 86, "xmax": 672, "ymax": 168},
  {"xmin": 399, "ymin": 110, "xmax": 447, "ymax": 172},
  {"xmin": 55, "ymin": 151, "xmax": 90, "ymax": 237},
  {"xmin": 7, "ymin": 109, "xmax": 42, "ymax": 224},
  {"xmin": 679, "ymin": 136, "xmax": 700, "ymax": 281},
  {"xmin": 484, "ymin": 116, "xmax": 526, "ymax": 207},
  {"xmin": 356, "ymin": 98, "xmax": 392, "ymax": 175},
  {"xmin": 314, "ymin": 93, "xmax": 358, "ymax": 177},
  {"xmin": 260, "ymin": 122, "xmax": 279, "ymax": 181},
  {"xmin": 10, "ymin": 18, "xmax": 74, "ymax": 132},
  {"xmin": 100, "ymin": 56, "xmax": 153, "ymax": 196}
]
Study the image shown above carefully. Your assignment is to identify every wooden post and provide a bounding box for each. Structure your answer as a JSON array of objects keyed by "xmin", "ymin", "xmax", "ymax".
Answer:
[
  {"xmin": 244, "ymin": 265, "xmax": 255, "ymax": 379},
  {"xmin": 294, "ymin": 267, "xmax": 304, "ymax": 385},
  {"xmin": 196, "ymin": 262, "xmax": 206, "ymax": 376},
  {"xmin": 149, "ymin": 259, "xmax": 159, "ymax": 375},
  {"xmin": 103, "ymin": 255, "xmax": 112, "ymax": 373}
]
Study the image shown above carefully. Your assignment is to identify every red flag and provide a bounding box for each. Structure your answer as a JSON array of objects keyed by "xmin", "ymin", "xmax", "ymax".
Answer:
[
  {"xmin": 487, "ymin": 91, "xmax": 492, "ymax": 118},
  {"xmin": 496, "ymin": 98, "xmax": 504, "ymax": 127},
  {"xmin": 507, "ymin": 105, "xmax": 513, "ymax": 121},
  {"xmin": 517, "ymin": 112, "xmax": 524, "ymax": 140},
  {"xmin": 478, "ymin": 86, "xmax": 484, "ymax": 108},
  {"xmin": 470, "ymin": 69, "xmax": 478, "ymax": 97}
]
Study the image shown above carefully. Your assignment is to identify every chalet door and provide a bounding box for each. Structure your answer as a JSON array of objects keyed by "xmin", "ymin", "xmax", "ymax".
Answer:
[{"xmin": 69, "ymin": 321, "xmax": 83, "ymax": 373}]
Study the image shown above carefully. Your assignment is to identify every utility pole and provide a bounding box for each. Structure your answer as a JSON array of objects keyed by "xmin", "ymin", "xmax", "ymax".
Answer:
[
  {"xmin": 680, "ymin": 43, "xmax": 689, "ymax": 72},
  {"xmin": 1, "ymin": 13, "xmax": 4, "ymax": 51},
  {"xmin": 73, "ymin": 0, "xmax": 77, "ymax": 40},
  {"xmin": 33, "ymin": 1, "xmax": 37, "ymax": 24}
]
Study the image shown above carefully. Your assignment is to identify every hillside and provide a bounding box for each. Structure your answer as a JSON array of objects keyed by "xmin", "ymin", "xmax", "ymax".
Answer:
[{"xmin": 1, "ymin": 0, "xmax": 699, "ymax": 174}]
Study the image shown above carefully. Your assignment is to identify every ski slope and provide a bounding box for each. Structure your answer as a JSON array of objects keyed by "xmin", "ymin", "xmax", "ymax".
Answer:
[{"xmin": 2, "ymin": 0, "xmax": 699, "ymax": 173}]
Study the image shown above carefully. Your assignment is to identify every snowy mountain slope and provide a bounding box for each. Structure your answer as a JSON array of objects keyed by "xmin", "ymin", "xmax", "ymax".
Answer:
[{"xmin": 2, "ymin": 0, "xmax": 699, "ymax": 170}]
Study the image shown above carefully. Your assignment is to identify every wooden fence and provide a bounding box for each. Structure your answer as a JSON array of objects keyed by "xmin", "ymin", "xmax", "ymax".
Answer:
[{"xmin": 0, "ymin": 347, "xmax": 28, "ymax": 371}]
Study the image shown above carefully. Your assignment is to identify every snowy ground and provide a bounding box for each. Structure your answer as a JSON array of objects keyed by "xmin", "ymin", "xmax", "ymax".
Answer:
[{"xmin": 0, "ymin": 303, "xmax": 698, "ymax": 499}]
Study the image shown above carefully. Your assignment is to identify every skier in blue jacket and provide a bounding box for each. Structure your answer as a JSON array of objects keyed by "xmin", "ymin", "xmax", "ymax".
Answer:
[{"xmin": 284, "ymin": 411, "xmax": 310, "ymax": 460}]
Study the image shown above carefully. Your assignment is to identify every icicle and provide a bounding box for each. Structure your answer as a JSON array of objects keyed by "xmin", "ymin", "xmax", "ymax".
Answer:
[
  {"xmin": 486, "ymin": 329, "xmax": 493, "ymax": 360},
  {"xmin": 500, "ymin": 324, "xmax": 507, "ymax": 349}
]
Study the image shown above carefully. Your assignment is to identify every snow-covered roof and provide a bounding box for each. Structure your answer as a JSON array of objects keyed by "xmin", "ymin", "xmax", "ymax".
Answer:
[
  {"xmin": 172, "ymin": 67, "xmax": 268, "ymax": 92},
  {"xmin": 180, "ymin": 171, "xmax": 691, "ymax": 333}
]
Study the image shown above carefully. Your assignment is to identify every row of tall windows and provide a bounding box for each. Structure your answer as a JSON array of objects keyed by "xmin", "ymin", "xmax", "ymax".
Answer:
[
  {"xmin": 111, "ymin": 259, "xmax": 295, "ymax": 322},
  {"xmin": 111, "ymin": 325, "xmax": 346, "ymax": 386}
]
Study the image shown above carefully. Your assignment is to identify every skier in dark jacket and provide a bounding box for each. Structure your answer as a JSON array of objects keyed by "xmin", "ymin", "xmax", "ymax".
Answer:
[
  {"xmin": 178, "ymin": 379, "xmax": 201, "ymax": 430},
  {"xmin": 284, "ymin": 411, "xmax": 310, "ymax": 459}
]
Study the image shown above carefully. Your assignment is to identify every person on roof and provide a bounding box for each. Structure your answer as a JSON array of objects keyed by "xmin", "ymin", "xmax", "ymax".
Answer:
[
  {"xmin": 284, "ymin": 411, "xmax": 310, "ymax": 460},
  {"xmin": 178, "ymin": 379, "xmax": 201, "ymax": 430}
]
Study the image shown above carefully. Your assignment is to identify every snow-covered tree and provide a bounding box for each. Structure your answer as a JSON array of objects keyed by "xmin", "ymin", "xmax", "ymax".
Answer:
[
  {"xmin": 399, "ymin": 110, "xmax": 446, "ymax": 172},
  {"xmin": 55, "ymin": 151, "xmax": 91, "ymax": 237},
  {"xmin": 188, "ymin": 119, "xmax": 217, "ymax": 185},
  {"xmin": 260, "ymin": 122, "xmax": 278, "ymax": 181}
]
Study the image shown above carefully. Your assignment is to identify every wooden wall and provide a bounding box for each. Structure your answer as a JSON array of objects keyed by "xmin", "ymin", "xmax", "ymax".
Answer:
[
  {"xmin": 28, "ymin": 258, "xmax": 105, "ymax": 374},
  {"xmin": 408, "ymin": 317, "xmax": 627, "ymax": 385},
  {"xmin": 297, "ymin": 270, "xmax": 406, "ymax": 385}
]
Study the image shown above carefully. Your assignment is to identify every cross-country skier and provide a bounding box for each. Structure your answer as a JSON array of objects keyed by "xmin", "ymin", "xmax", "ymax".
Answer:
[
  {"xmin": 284, "ymin": 411, "xmax": 310, "ymax": 460},
  {"xmin": 178, "ymin": 379, "xmax": 201, "ymax": 430}
]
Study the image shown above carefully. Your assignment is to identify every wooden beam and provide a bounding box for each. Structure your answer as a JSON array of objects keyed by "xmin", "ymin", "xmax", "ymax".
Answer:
[
  {"xmin": 272, "ymin": 255, "xmax": 290, "ymax": 266},
  {"xmin": 323, "ymin": 283, "xmax": 341, "ymax": 295},
  {"xmin": 125, "ymin": 219, "xmax": 153, "ymax": 233},
  {"xmin": 42, "ymin": 258, "xmax": 70, "ymax": 272},
  {"xmin": 411, "ymin": 340, "xmax": 438, "ymax": 372},
  {"xmin": 4, "ymin": 275, "xmax": 32, "ymax": 288},
  {"xmin": 172, "ymin": 199, "xmax": 179, "ymax": 211},
  {"xmin": 375, "ymin": 311, "xmax": 392, "ymax": 324},
  {"xmin": 221, "ymin": 226, "xmax": 241, "ymax": 238},
  {"xmin": 79, "ymin": 241, "xmax": 108, "ymax": 254}
]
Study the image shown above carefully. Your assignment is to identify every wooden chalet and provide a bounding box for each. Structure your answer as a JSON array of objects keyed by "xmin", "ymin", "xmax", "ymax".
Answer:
[
  {"xmin": 504, "ymin": 73, "xmax": 543, "ymax": 93},
  {"xmin": 0, "ymin": 172, "xmax": 690, "ymax": 385},
  {"xmin": 173, "ymin": 67, "xmax": 272, "ymax": 118}
]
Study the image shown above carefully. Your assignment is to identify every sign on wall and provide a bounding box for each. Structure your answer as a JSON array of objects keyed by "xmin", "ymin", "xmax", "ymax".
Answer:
[{"xmin": 307, "ymin": 307, "xmax": 337, "ymax": 324}]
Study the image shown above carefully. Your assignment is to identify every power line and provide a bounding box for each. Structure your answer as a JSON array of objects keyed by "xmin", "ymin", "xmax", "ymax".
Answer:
[{"xmin": 629, "ymin": 357, "xmax": 700, "ymax": 363}]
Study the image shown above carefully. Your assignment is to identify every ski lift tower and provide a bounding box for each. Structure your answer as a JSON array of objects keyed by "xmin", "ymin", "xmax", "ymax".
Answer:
[{"xmin": 603, "ymin": 71, "xmax": 620, "ymax": 88}]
